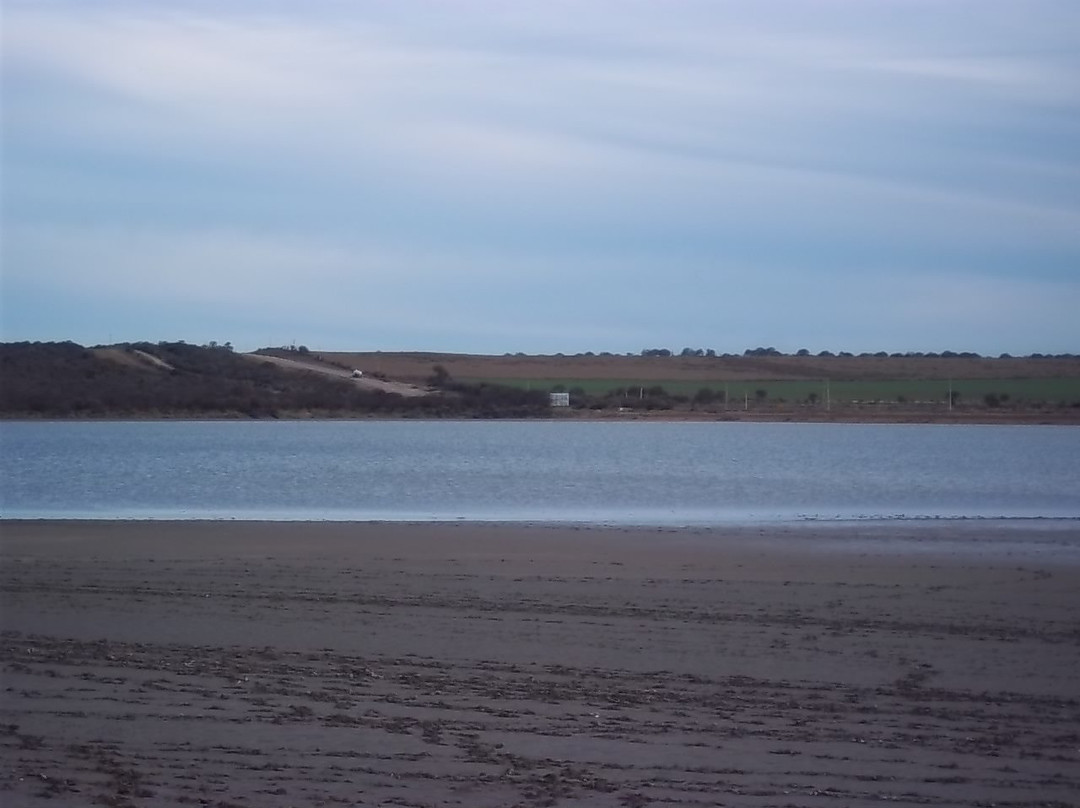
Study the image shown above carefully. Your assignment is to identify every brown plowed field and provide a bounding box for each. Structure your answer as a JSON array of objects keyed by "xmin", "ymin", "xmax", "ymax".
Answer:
[{"xmin": 317, "ymin": 351, "xmax": 1080, "ymax": 385}]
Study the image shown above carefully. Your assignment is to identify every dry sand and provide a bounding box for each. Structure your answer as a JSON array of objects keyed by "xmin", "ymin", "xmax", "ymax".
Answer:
[{"xmin": 1, "ymin": 521, "xmax": 1078, "ymax": 807}]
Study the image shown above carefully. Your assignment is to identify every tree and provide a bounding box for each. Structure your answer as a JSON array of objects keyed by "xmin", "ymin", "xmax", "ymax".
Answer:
[{"xmin": 428, "ymin": 364, "xmax": 450, "ymax": 387}]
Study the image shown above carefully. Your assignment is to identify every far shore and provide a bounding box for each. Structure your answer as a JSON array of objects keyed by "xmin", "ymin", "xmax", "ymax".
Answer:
[
  {"xmin": 2, "ymin": 520, "xmax": 1078, "ymax": 806},
  {"xmin": 7, "ymin": 342, "xmax": 1078, "ymax": 425},
  {"xmin": 3, "ymin": 408, "xmax": 1079, "ymax": 424}
]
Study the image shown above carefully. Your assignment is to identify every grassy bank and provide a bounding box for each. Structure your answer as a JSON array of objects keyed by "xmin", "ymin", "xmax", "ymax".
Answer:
[{"xmin": 459, "ymin": 376, "xmax": 1080, "ymax": 407}]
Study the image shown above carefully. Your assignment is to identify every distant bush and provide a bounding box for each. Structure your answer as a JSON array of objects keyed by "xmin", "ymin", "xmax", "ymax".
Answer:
[
  {"xmin": 438, "ymin": 379, "xmax": 550, "ymax": 418},
  {"xmin": 427, "ymin": 364, "xmax": 451, "ymax": 387}
]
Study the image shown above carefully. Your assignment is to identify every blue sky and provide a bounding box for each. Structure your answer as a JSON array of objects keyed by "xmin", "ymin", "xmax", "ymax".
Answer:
[{"xmin": 2, "ymin": 0, "xmax": 1078, "ymax": 355}]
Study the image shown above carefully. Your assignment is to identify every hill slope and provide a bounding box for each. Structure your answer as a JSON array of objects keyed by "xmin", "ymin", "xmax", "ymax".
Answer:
[{"xmin": 0, "ymin": 342, "xmax": 547, "ymax": 418}]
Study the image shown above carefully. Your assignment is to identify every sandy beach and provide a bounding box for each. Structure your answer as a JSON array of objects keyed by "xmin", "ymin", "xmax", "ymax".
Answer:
[{"xmin": 1, "ymin": 521, "xmax": 1078, "ymax": 807}]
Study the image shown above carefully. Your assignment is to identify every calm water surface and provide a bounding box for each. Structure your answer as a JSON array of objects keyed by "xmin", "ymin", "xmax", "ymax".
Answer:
[{"xmin": 2, "ymin": 421, "xmax": 1079, "ymax": 525}]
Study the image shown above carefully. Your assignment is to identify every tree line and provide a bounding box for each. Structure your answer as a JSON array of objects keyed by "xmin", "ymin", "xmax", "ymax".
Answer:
[{"xmin": 639, "ymin": 347, "xmax": 1077, "ymax": 359}]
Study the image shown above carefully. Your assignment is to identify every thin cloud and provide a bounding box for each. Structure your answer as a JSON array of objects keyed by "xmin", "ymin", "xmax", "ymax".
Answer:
[{"xmin": 2, "ymin": 0, "xmax": 1077, "ymax": 353}]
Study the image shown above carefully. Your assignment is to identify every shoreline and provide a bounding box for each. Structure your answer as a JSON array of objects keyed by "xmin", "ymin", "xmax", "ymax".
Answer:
[
  {"xmin": 4, "ymin": 515, "xmax": 1079, "ymax": 535},
  {"xmin": 4, "ymin": 409, "xmax": 1080, "ymax": 425},
  {"xmin": 3, "ymin": 520, "xmax": 1079, "ymax": 806}
]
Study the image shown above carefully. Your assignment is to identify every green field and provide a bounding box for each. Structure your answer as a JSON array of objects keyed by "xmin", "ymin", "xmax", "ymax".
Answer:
[{"xmin": 460, "ymin": 377, "xmax": 1080, "ymax": 405}]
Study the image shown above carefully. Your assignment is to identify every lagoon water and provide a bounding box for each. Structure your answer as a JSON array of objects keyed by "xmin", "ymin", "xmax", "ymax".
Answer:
[{"xmin": 2, "ymin": 420, "xmax": 1080, "ymax": 525}]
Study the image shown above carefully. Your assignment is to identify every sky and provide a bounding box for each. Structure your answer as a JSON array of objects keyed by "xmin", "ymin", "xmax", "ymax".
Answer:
[{"xmin": 2, "ymin": 1, "xmax": 1078, "ymax": 356}]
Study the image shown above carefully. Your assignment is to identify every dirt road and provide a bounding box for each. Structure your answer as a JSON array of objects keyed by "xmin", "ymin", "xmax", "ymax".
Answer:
[{"xmin": 245, "ymin": 353, "xmax": 428, "ymax": 397}]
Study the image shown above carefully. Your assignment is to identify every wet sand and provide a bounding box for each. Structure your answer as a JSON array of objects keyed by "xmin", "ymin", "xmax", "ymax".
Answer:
[{"xmin": 2, "ymin": 521, "xmax": 1078, "ymax": 807}]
